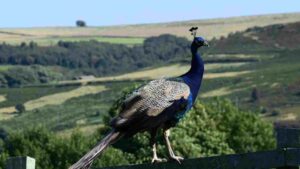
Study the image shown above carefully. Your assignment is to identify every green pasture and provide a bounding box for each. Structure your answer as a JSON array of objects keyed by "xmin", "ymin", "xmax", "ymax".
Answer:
[
  {"xmin": 0, "ymin": 81, "xmax": 138, "ymax": 133},
  {"xmin": 0, "ymin": 86, "xmax": 77, "ymax": 108},
  {"xmin": 0, "ymin": 65, "xmax": 14, "ymax": 72},
  {"xmin": 1, "ymin": 36, "xmax": 145, "ymax": 46},
  {"xmin": 0, "ymin": 50, "xmax": 299, "ymax": 134}
]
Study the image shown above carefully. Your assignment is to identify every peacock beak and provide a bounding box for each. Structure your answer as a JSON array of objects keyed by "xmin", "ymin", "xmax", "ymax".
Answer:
[{"xmin": 203, "ymin": 41, "xmax": 209, "ymax": 47}]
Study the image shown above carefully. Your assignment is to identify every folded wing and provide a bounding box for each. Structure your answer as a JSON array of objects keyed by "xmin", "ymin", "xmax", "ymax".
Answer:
[{"xmin": 110, "ymin": 78, "xmax": 190, "ymax": 131}]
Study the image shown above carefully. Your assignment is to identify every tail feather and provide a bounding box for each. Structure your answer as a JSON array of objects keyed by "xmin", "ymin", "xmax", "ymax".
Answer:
[{"xmin": 69, "ymin": 130, "xmax": 122, "ymax": 169}]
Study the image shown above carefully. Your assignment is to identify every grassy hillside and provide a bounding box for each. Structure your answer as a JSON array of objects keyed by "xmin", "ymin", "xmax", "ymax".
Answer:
[
  {"xmin": 0, "ymin": 12, "xmax": 300, "ymax": 46},
  {"xmin": 0, "ymin": 82, "xmax": 134, "ymax": 132},
  {"xmin": 0, "ymin": 85, "xmax": 106, "ymax": 117},
  {"xmin": 1, "ymin": 50, "xmax": 299, "ymax": 133},
  {"xmin": 58, "ymin": 62, "xmax": 252, "ymax": 85},
  {"xmin": 209, "ymin": 22, "xmax": 300, "ymax": 53},
  {"xmin": 0, "ymin": 60, "xmax": 255, "ymax": 131},
  {"xmin": 1, "ymin": 20, "xmax": 300, "ymax": 135}
]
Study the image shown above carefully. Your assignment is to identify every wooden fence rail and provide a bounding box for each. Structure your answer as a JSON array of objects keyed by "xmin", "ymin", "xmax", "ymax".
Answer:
[
  {"xmin": 5, "ymin": 128, "xmax": 300, "ymax": 169},
  {"xmin": 101, "ymin": 148, "xmax": 300, "ymax": 169}
]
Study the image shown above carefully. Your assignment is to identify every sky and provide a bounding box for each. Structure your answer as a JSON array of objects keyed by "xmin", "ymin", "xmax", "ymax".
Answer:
[{"xmin": 0, "ymin": 0, "xmax": 300, "ymax": 28}]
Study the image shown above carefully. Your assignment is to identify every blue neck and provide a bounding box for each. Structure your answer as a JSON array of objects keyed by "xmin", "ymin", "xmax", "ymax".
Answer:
[{"xmin": 182, "ymin": 45, "xmax": 204, "ymax": 101}]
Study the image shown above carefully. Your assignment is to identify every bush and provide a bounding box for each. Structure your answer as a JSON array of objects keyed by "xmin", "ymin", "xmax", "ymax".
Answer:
[
  {"xmin": 0, "ymin": 66, "xmax": 63, "ymax": 87},
  {"xmin": 0, "ymin": 127, "xmax": 133, "ymax": 169},
  {"xmin": 0, "ymin": 97, "xmax": 276, "ymax": 168},
  {"xmin": 15, "ymin": 104, "xmax": 25, "ymax": 113},
  {"xmin": 251, "ymin": 87, "xmax": 260, "ymax": 102}
]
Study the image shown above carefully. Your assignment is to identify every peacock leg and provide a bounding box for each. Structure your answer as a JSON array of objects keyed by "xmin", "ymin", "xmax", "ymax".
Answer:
[
  {"xmin": 163, "ymin": 129, "xmax": 184, "ymax": 164},
  {"xmin": 150, "ymin": 128, "xmax": 166, "ymax": 163}
]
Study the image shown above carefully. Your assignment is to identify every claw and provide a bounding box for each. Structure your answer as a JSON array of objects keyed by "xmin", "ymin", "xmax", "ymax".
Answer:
[
  {"xmin": 169, "ymin": 155, "xmax": 184, "ymax": 164},
  {"xmin": 151, "ymin": 157, "xmax": 167, "ymax": 164}
]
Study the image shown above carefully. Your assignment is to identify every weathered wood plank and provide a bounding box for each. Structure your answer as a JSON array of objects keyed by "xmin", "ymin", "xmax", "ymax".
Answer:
[
  {"xmin": 285, "ymin": 148, "xmax": 300, "ymax": 168},
  {"xmin": 99, "ymin": 150, "xmax": 285, "ymax": 169},
  {"xmin": 6, "ymin": 156, "xmax": 35, "ymax": 169},
  {"xmin": 276, "ymin": 128, "xmax": 300, "ymax": 149}
]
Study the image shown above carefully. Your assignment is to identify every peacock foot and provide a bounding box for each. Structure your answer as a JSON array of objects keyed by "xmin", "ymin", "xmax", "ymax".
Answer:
[
  {"xmin": 169, "ymin": 155, "xmax": 184, "ymax": 164},
  {"xmin": 151, "ymin": 157, "xmax": 167, "ymax": 164}
]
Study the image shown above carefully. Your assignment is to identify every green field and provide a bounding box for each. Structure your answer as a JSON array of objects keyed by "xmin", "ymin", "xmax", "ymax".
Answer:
[
  {"xmin": 1, "ymin": 50, "xmax": 299, "ymax": 133},
  {"xmin": 2, "ymin": 36, "xmax": 145, "ymax": 46},
  {"xmin": 0, "ymin": 65, "xmax": 14, "ymax": 72},
  {"xmin": 1, "ymin": 13, "xmax": 300, "ymax": 135},
  {"xmin": 0, "ymin": 86, "xmax": 77, "ymax": 108},
  {"xmin": 0, "ymin": 61, "xmax": 257, "ymax": 131},
  {"xmin": 0, "ymin": 82, "xmax": 136, "ymax": 132},
  {"xmin": 58, "ymin": 62, "xmax": 252, "ymax": 85}
]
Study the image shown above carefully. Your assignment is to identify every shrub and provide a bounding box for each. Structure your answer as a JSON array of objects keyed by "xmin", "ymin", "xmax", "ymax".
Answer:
[
  {"xmin": 15, "ymin": 104, "xmax": 25, "ymax": 113},
  {"xmin": 0, "ymin": 96, "xmax": 276, "ymax": 168}
]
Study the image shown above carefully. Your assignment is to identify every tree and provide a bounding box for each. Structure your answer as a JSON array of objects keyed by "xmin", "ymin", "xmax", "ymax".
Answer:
[
  {"xmin": 251, "ymin": 87, "xmax": 260, "ymax": 102},
  {"xmin": 15, "ymin": 104, "xmax": 25, "ymax": 113},
  {"xmin": 0, "ymin": 97, "xmax": 276, "ymax": 169},
  {"xmin": 0, "ymin": 74, "xmax": 7, "ymax": 87},
  {"xmin": 76, "ymin": 20, "xmax": 86, "ymax": 27},
  {"xmin": 0, "ymin": 35, "xmax": 191, "ymax": 79},
  {"xmin": 0, "ymin": 128, "xmax": 7, "ymax": 140},
  {"xmin": 0, "ymin": 127, "xmax": 131, "ymax": 169},
  {"xmin": 20, "ymin": 42, "xmax": 26, "ymax": 48},
  {"xmin": 29, "ymin": 41, "xmax": 37, "ymax": 49}
]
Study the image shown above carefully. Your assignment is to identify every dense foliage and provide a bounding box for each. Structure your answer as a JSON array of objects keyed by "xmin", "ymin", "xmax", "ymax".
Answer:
[
  {"xmin": 1, "ymin": 22, "xmax": 300, "ymax": 87},
  {"xmin": 0, "ymin": 98, "xmax": 275, "ymax": 169},
  {"xmin": 0, "ymin": 65, "xmax": 63, "ymax": 87},
  {"xmin": 0, "ymin": 35, "xmax": 189, "ymax": 75},
  {"xmin": 0, "ymin": 34, "xmax": 190, "ymax": 87},
  {"xmin": 0, "ymin": 128, "xmax": 132, "ymax": 169},
  {"xmin": 2, "ymin": 22, "xmax": 295, "ymax": 168}
]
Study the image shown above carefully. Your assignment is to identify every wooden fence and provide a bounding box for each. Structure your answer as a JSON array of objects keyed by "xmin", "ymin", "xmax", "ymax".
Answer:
[{"xmin": 5, "ymin": 128, "xmax": 300, "ymax": 169}]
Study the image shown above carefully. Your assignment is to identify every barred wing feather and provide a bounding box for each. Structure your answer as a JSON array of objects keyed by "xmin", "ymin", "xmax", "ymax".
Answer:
[{"xmin": 115, "ymin": 79, "xmax": 190, "ymax": 121}]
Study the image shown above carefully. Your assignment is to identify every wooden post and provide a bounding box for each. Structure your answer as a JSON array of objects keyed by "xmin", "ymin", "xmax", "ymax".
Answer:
[
  {"xmin": 276, "ymin": 128, "xmax": 300, "ymax": 169},
  {"xmin": 6, "ymin": 156, "xmax": 35, "ymax": 169}
]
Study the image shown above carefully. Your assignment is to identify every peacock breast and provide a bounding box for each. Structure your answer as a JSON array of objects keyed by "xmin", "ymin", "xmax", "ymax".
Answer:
[{"xmin": 172, "ymin": 93, "xmax": 193, "ymax": 123}]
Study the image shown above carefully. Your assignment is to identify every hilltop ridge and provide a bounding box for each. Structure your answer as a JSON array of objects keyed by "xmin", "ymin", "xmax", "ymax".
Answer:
[{"xmin": 0, "ymin": 12, "xmax": 300, "ymax": 46}]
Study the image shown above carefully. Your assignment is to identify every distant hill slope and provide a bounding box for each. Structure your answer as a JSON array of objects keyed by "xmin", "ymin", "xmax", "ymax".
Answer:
[
  {"xmin": 245, "ymin": 22, "xmax": 300, "ymax": 49},
  {"xmin": 0, "ymin": 12, "xmax": 300, "ymax": 46},
  {"xmin": 1, "ymin": 19, "xmax": 300, "ymax": 133},
  {"xmin": 210, "ymin": 21, "xmax": 300, "ymax": 53},
  {"xmin": 1, "ymin": 20, "xmax": 300, "ymax": 87}
]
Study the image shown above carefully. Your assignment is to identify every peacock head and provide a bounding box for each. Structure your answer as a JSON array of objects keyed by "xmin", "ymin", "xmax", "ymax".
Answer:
[
  {"xmin": 189, "ymin": 27, "xmax": 209, "ymax": 49},
  {"xmin": 192, "ymin": 36, "xmax": 209, "ymax": 48}
]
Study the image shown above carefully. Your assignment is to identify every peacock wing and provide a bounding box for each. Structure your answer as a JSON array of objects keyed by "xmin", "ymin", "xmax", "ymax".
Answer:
[{"xmin": 116, "ymin": 78, "xmax": 190, "ymax": 121}]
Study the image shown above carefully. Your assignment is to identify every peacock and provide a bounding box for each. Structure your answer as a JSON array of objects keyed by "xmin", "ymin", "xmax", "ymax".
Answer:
[{"xmin": 69, "ymin": 27, "xmax": 208, "ymax": 169}]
